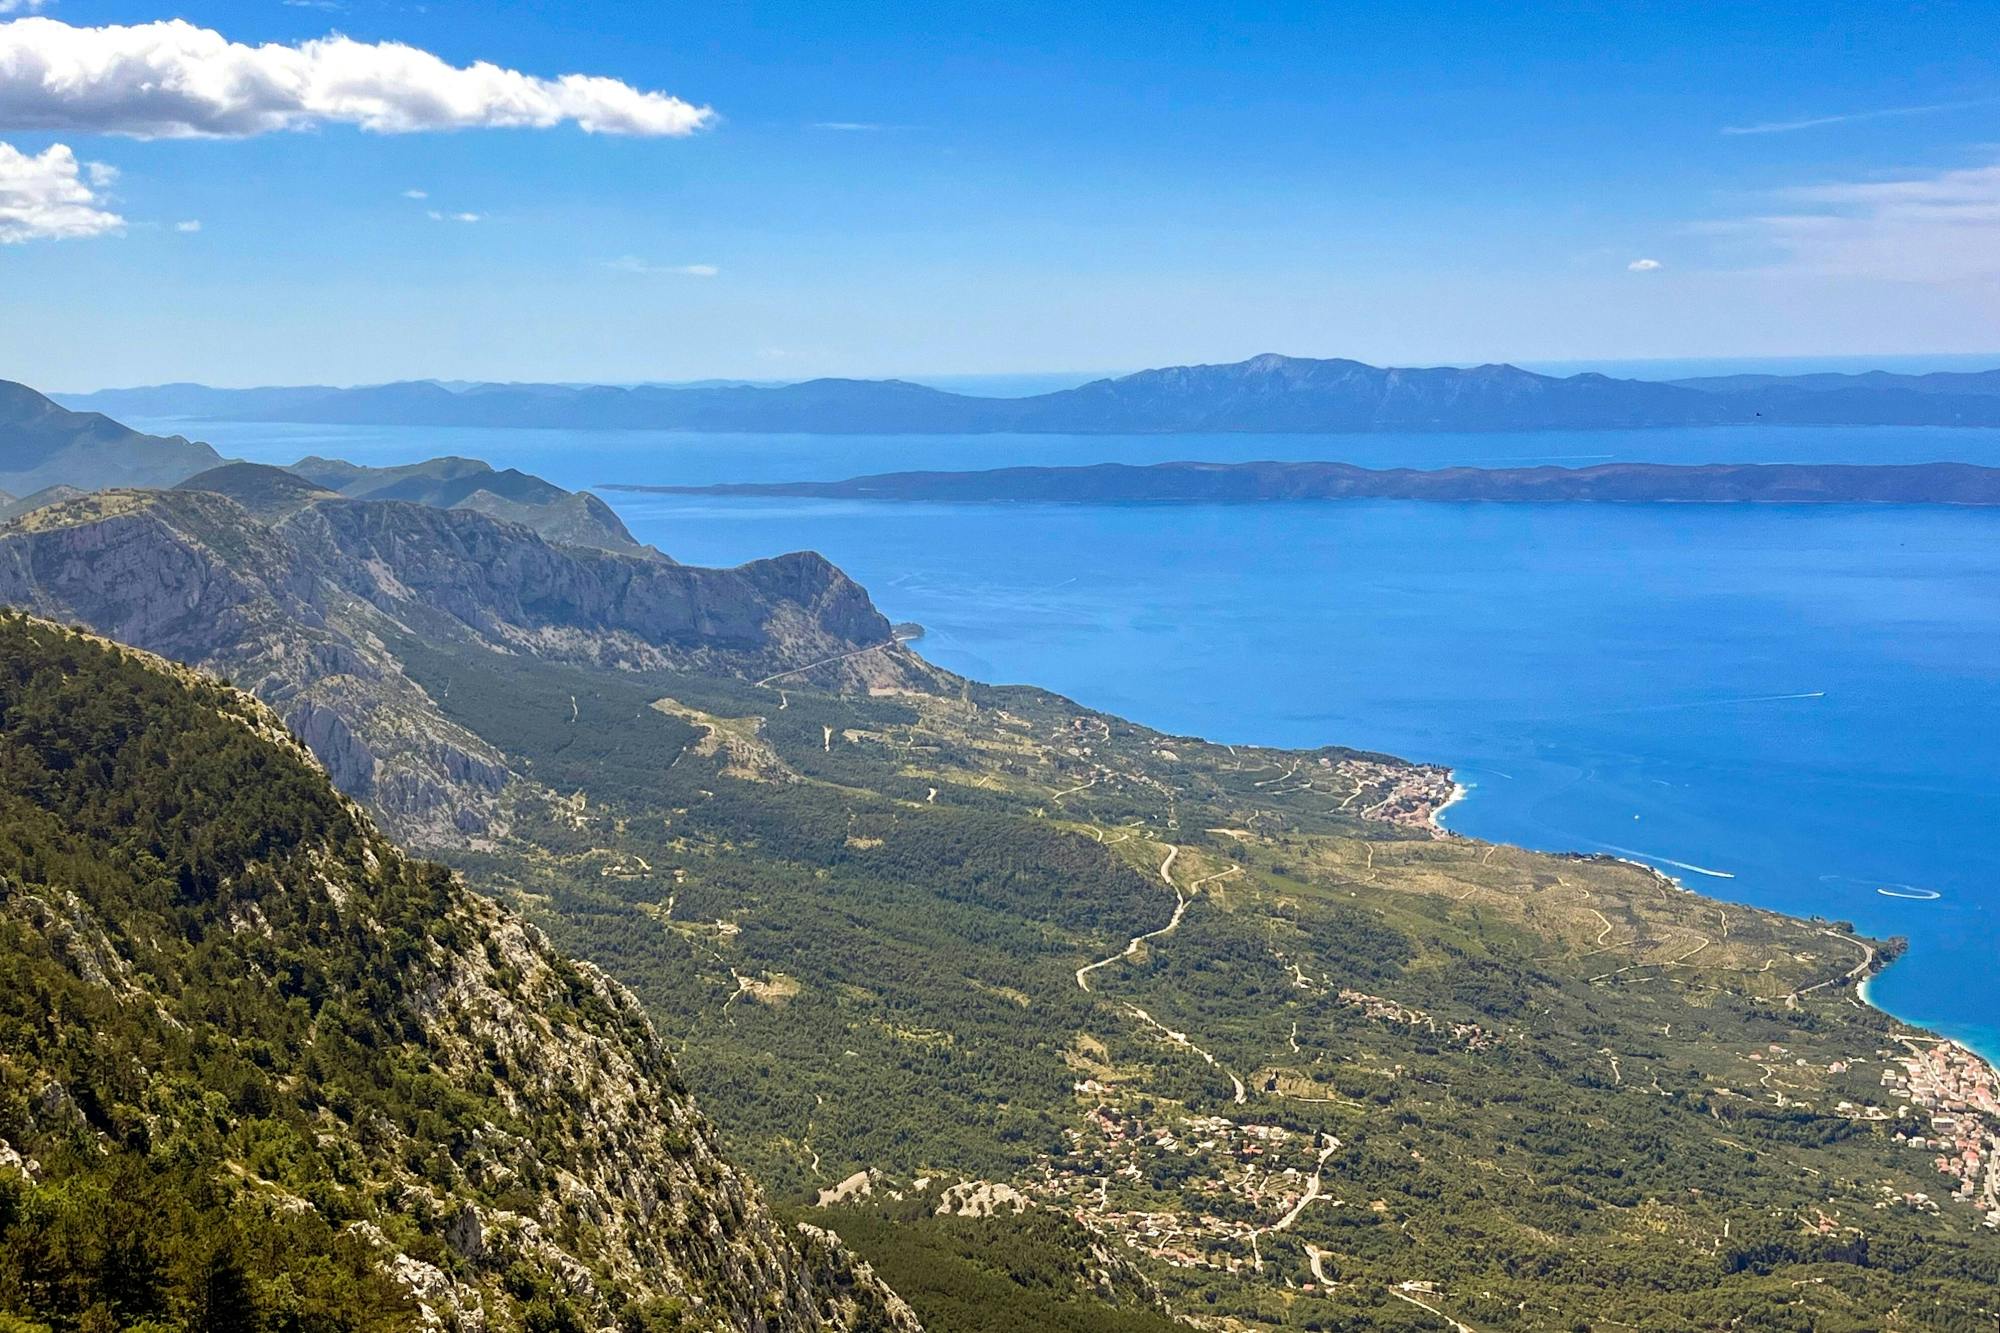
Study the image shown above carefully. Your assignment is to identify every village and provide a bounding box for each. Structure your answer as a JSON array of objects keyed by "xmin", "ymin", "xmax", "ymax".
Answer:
[
  {"xmin": 1882, "ymin": 1038, "xmax": 2000, "ymax": 1227},
  {"xmin": 1027, "ymin": 1082, "xmax": 1350, "ymax": 1279}
]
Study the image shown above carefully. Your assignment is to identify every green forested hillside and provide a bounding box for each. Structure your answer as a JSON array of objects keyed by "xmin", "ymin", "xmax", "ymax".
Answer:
[
  {"xmin": 786, "ymin": 1199, "xmax": 1182, "ymax": 1333},
  {"xmin": 0, "ymin": 615, "xmax": 915, "ymax": 1333},
  {"xmin": 380, "ymin": 632, "xmax": 2000, "ymax": 1331}
]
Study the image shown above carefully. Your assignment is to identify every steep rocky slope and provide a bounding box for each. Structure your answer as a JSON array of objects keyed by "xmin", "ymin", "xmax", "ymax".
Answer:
[
  {"xmin": 0, "ymin": 614, "xmax": 918, "ymax": 1332},
  {"xmin": 0, "ymin": 490, "xmax": 930, "ymax": 844}
]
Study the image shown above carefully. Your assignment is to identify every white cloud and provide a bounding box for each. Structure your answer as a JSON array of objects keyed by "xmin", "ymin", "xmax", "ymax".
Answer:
[
  {"xmin": 1627, "ymin": 258, "xmax": 1662, "ymax": 272},
  {"xmin": 812, "ymin": 121, "xmax": 882, "ymax": 132},
  {"xmin": 174, "ymin": 218, "xmax": 199, "ymax": 232},
  {"xmin": 1718, "ymin": 160, "xmax": 2000, "ymax": 283},
  {"xmin": 0, "ymin": 2, "xmax": 50, "ymax": 14},
  {"xmin": 0, "ymin": 17, "xmax": 716, "ymax": 139},
  {"xmin": 0, "ymin": 139, "xmax": 122, "ymax": 241},
  {"xmin": 427, "ymin": 209, "xmax": 480, "ymax": 223},
  {"xmin": 402, "ymin": 188, "xmax": 427, "ymax": 199},
  {"xmin": 605, "ymin": 255, "xmax": 718, "ymax": 276}
]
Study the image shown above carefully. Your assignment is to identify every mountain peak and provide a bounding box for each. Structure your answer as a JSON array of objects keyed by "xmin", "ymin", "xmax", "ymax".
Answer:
[
  {"xmin": 51, "ymin": 356, "xmax": 2000, "ymax": 435},
  {"xmin": 0, "ymin": 380, "xmax": 221, "ymax": 492}
]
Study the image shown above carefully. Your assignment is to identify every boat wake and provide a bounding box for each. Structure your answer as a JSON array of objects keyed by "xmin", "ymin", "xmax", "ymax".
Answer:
[
  {"xmin": 1601, "ymin": 690, "xmax": 1825, "ymax": 715},
  {"xmin": 1594, "ymin": 842, "xmax": 1735, "ymax": 879},
  {"xmin": 1821, "ymin": 874, "xmax": 1944, "ymax": 902}
]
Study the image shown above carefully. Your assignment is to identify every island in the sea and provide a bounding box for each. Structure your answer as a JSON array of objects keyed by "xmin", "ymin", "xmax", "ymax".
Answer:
[
  {"xmin": 612, "ymin": 458, "xmax": 2000, "ymax": 506},
  {"xmin": 60, "ymin": 352, "xmax": 2000, "ymax": 434}
]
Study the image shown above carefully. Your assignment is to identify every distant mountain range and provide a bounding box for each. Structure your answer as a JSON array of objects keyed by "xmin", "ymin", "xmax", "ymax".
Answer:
[
  {"xmin": 632, "ymin": 459, "xmax": 2000, "ymax": 506},
  {"xmin": 0, "ymin": 379, "xmax": 220, "ymax": 493},
  {"xmin": 56, "ymin": 353, "xmax": 2000, "ymax": 434},
  {"xmin": 0, "ymin": 377, "xmax": 644, "ymax": 551},
  {"xmin": 173, "ymin": 458, "xmax": 648, "ymax": 553}
]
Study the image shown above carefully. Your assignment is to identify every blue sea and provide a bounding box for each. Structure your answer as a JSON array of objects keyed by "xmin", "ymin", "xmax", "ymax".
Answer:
[{"xmin": 152, "ymin": 418, "xmax": 2000, "ymax": 1061}]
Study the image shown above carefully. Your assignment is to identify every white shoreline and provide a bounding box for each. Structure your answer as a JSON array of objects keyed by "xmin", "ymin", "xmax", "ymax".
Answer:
[
  {"xmin": 1442, "ymin": 765, "xmax": 2000, "ymax": 1079},
  {"xmin": 1428, "ymin": 780, "xmax": 1470, "ymax": 831}
]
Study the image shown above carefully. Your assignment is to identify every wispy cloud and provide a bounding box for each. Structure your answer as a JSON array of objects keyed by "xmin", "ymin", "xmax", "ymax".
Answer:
[
  {"xmin": 0, "ymin": 17, "xmax": 716, "ymax": 138},
  {"xmin": 0, "ymin": 140, "xmax": 122, "ymax": 242},
  {"xmin": 1713, "ymin": 159, "xmax": 2000, "ymax": 283},
  {"xmin": 402, "ymin": 188, "xmax": 428, "ymax": 200},
  {"xmin": 1722, "ymin": 97, "xmax": 1996, "ymax": 136},
  {"xmin": 0, "ymin": 1, "xmax": 51, "ymax": 13},
  {"xmin": 812, "ymin": 121, "xmax": 885, "ymax": 132},
  {"xmin": 427, "ymin": 209, "xmax": 481, "ymax": 223},
  {"xmin": 1627, "ymin": 258, "xmax": 1662, "ymax": 272},
  {"xmin": 174, "ymin": 218, "xmax": 200, "ymax": 232},
  {"xmin": 604, "ymin": 256, "xmax": 718, "ymax": 276}
]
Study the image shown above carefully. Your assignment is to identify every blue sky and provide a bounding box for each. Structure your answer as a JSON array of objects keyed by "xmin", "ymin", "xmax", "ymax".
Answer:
[{"xmin": 3, "ymin": 0, "xmax": 1999, "ymax": 387}]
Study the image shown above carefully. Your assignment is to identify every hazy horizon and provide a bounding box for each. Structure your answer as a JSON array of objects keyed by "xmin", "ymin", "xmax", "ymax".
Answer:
[{"xmin": 49, "ymin": 351, "xmax": 2000, "ymax": 399}]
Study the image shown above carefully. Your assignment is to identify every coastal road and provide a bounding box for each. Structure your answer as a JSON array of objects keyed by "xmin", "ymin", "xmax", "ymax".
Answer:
[{"xmin": 1789, "ymin": 929, "xmax": 1878, "ymax": 1005}]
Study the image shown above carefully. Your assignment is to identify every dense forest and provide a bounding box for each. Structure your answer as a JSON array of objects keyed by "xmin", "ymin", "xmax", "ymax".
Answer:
[
  {"xmin": 373, "ymin": 618, "xmax": 2000, "ymax": 1330},
  {"xmin": 0, "ymin": 614, "xmax": 909, "ymax": 1333}
]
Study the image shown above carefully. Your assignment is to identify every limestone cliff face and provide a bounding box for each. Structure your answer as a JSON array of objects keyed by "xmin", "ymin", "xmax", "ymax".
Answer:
[
  {"xmin": 0, "ymin": 490, "xmax": 927, "ymax": 846},
  {"xmin": 415, "ymin": 891, "xmax": 920, "ymax": 1331},
  {"xmin": 0, "ymin": 491, "xmax": 319, "ymax": 658},
  {"xmin": 0, "ymin": 616, "xmax": 920, "ymax": 1331},
  {"xmin": 0, "ymin": 491, "xmax": 503, "ymax": 844},
  {"xmin": 283, "ymin": 499, "xmax": 894, "ymax": 666}
]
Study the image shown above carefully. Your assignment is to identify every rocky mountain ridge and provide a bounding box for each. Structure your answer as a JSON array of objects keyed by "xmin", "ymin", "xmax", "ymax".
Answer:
[
  {"xmin": 0, "ymin": 488, "xmax": 928, "ymax": 844},
  {"xmin": 0, "ymin": 613, "xmax": 920, "ymax": 1332},
  {"xmin": 282, "ymin": 456, "xmax": 647, "ymax": 553},
  {"xmin": 0, "ymin": 378, "xmax": 221, "ymax": 491}
]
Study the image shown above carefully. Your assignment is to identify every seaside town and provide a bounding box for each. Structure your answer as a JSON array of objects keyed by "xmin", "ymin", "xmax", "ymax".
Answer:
[{"xmin": 1884, "ymin": 1038, "xmax": 2000, "ymax": 1227}]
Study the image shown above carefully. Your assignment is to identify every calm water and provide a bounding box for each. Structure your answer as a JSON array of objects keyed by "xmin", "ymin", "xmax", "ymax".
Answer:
[
  {"xmin": 139, "ymin": 418, "xmax": 2000, "ymax": 490},
  {"xmin": 164, "ymin": 418, "xmax": 2000, "ymax": 1059}
]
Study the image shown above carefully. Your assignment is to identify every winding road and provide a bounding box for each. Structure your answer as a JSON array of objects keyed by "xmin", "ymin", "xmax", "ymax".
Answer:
[
  {"xmin": 1074, "ymin": 844, "xmax": 1249, "ymax": 1104},
  {"xmin": 1789, "ymin": 929, "xmax": 1878, "ymax": 1005},
  {"xmin": 1075, "ymin": 846, "xmax": 1186, "ymax": 992}
]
